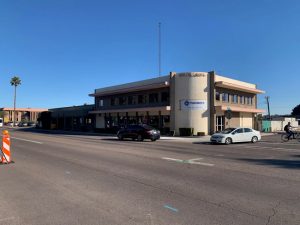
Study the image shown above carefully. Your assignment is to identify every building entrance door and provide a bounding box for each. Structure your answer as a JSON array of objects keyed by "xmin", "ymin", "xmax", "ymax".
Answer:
[{"xmin": 216, "ymin": 115, "xmax": 225, "ymax": 132}]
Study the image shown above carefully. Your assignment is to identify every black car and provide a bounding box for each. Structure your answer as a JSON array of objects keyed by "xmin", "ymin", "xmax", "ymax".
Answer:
[{"xmin": 117, "ymin": 124, "xmax": 160, "ymax": 141}]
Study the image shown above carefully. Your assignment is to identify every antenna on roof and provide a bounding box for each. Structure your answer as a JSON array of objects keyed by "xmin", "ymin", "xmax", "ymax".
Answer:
[{"xmin": 158, "ymin": 22, "xmax": 161, "ymax": 77}]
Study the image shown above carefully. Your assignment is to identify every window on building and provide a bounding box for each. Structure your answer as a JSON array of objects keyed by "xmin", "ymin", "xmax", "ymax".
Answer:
[
  {"xmin": 245, "ymin": 96, "xmax": 252, "ymax": 105},
  {"xmin": 98, "ymin": 99, "xmax": 103, "ymax": 108},
  {"xmin": 232, "ymin": 94, "xmax": 238, "ymax": 104},
  {"xmin": 222, "ymin": 93, "xmax": 229, "ymax": 102},
  {"xmin": 149, "ymin": 93, "xmax": 159, "ymax": 103},
  {"xmin": 138, "ymin": 95, "xmax": 147, "ymax": 104},
  {"xmin": 110, "ymin": 97, "xmax": 116, "ymax": 106},
  {"xmin": 161, "ymin": 92, "xmax": 169, "ymax": 102},
  {"xmin": 215, "ymin": 92, "xmax": 220, "ymax": 101},
  {"xmin": 240, "ymin": 96, "xmax": 244, "ymax": 104},
  {"xmin": 128, "ymin": 96, "xmax": 133, "ymax": 105},
  {"xmin": 118, "ymin": 96, "xmax": 126, "ymax": 105},
  {"xmin": 128, "ymin": 96, "xmax": 136, "ymax": 105}
]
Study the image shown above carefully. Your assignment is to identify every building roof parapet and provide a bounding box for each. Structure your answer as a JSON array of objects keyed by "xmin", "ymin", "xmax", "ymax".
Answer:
[
  {"xmin": 89, "ymin": 75, "xmax": 169, "ymax": 97},
  {"xmin": 215, "ymin": 81, "xmax": 265, "ymax": 94},
  {"xmin": 0, "ymin": 107, "xmax": 48, "ymax": 112}
]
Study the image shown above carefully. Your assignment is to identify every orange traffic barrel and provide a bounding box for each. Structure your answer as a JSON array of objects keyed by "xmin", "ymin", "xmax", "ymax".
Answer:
[{"xmin": 1, "ymin": 130, "xmax": 11, "ymax": 164}]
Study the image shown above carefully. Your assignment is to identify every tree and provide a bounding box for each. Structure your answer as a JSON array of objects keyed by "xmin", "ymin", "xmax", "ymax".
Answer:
[
  {"xmin": 291, "ymin": 104, "xmax": 300, "ymax": 116},
  {"xmin": 10, "ymin": 76, "xmax": 21, "ymax": 127}
]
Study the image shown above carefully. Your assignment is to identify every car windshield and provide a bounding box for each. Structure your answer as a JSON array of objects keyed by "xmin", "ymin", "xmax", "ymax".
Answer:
[{"xmin": 219, "ymin": 128, "xmax": 236, "ymax": 134}]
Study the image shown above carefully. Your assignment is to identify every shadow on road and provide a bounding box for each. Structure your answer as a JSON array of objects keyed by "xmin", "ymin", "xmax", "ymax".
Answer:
[
  {"xmin": 193, "ymin": 142, "xmax": 212, "ymax": 145},
  {"xmin": 237, "ymin": 156, "xmax": 300, "ymax": 169},
  {"xmin": 101, "ymin": 138, "xmax": 155, "ymax": 142}
]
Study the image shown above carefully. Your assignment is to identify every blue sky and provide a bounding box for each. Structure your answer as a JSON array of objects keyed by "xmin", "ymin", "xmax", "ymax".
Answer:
[{"xmin": 0, "ymin": 0, "xmax": 299, "ymax": 114}]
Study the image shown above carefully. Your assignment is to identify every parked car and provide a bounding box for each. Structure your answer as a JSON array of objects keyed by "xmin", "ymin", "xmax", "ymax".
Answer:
[
  {"xmin": 117, "ymin": 124, "xmax": 160, "ymax": 141},
  {"xmin": 6, "ymin": 121, "xmax": 13, "ymax": 126},
  {"xmin": 210, "ymin": 127, "xmax": 261, "ymax": 144},
  {"xmin": 18, "ymin": 122, "xmax": 28, "ymax": 127},
  {"xmin": 27, "ymin": 122, "xmax": 36, "ymax": 127}
]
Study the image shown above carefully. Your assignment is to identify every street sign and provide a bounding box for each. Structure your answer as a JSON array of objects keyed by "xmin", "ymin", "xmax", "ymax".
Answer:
[{"xmin": 225, "ymin": 107, "xmax": 232, "ymax": 120}]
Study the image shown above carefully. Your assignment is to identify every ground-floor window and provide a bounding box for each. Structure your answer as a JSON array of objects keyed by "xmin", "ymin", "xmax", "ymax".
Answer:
[
  {"xmin": 103, "ymin": 113, "xmax": 170, "ymax": 133},
  {"xmin": 216, "ymin": 115, "xmax": 225, "ymax": 131}
]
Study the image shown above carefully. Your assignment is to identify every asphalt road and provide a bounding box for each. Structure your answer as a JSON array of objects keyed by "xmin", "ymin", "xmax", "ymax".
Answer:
[{"xmin": 0, "ymin": 128, "xmax": 299, "ymax": 225}]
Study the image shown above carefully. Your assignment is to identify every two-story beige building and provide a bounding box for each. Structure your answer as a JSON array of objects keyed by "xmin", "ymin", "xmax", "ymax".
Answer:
[{"xmin": 89, "ymin": 71, "xmax": 265, "ymax": 135}]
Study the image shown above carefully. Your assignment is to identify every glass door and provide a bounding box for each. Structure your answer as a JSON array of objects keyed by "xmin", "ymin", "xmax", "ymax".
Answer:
[{"xmin": 216, "ymin": 116, "xmax": 225, "ymax": 132}]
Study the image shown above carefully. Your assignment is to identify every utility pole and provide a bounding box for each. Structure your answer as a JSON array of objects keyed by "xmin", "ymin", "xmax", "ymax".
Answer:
[
  {"xmin": 158, "ymin": 22, "xmax": 161, "ymax": 77},
  {"xmin": 265, "ymin": 96, "xmax": 271, "ymax": 120}
]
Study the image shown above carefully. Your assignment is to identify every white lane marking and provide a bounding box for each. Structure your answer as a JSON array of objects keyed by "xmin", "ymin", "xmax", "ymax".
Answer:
[
  {"xmin": 162, "ymin": 157, "xmax": 214, "ymax": 166},
  {"xmin": 189, "ymin": 158, "xmax": 203, "ymax": 161},
  {"xmin": 188, "ymin": 161, "xmax": 215, "ymax": 166},
  {"xmin": 10, "ymin": 137, "xmax": 43, "ymax": 144},
  {"xmin": 65, "ymin": 171, "xmax": 71, "ymax": 175},
  {"xmin": 162, "ymin": 157, "xmax": 183, "ymax": 163}
]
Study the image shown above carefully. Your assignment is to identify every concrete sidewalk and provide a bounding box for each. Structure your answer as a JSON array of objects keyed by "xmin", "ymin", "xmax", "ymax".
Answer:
[
  {"xmin": 160, "ymin": 132, "xmax": 275, "ymax": 143},
  {"xmin": 3, "ymin": 127, "xmax": 276, "ymax": 143}
]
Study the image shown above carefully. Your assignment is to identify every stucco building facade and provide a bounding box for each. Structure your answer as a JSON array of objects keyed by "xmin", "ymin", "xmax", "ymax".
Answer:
[
  {"xmin": 89, "ymin": 71, "xmax": 265, "ymax": 135},
  {"xmin": 0, "ymin": 107, "xmax": 48, "ymax": 123}
]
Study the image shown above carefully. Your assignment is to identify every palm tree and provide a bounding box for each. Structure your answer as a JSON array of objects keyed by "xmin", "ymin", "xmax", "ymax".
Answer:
[{"xmin": 10, "ymin": 76, "xmax": 21, "ymax": 127}]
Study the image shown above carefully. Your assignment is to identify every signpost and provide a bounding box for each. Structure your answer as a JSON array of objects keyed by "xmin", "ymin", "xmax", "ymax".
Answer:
[{"xmin": 225, "ymin": 107, "xmax": 232, "ymax": 127}]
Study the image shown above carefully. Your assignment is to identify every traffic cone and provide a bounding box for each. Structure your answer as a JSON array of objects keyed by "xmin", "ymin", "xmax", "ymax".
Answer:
[{"xmin": 1, "ymin": 130, "xmax": 11, "ymax": 164}]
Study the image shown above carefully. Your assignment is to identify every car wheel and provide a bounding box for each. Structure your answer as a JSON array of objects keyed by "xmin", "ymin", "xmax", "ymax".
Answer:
[
  {"xmin": 251, "ymin": 136, "xmax": 258, "ymax": 143},
  {"xmin": 137, "ymin": 135, "xmax": 144, "ymax": 141},
  {"xmin": 117, "ymin": 134, "xmax": 123, "ymax": 140},
  {"xmin": 151, "ymin": 138, "xmax": 156, "ymax": 142},
  {"xmin": 225, "ymin": 137, "xmax": 232, "ymax": 145}
]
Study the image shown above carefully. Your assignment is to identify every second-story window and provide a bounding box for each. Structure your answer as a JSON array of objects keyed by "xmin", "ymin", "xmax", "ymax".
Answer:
[
  {"xmin": 111, "ymin": 97, "xmax": 116, "ymax": 106},
  {"xmin": 98, "ymin": 99, "xmax": 103, "ymax": 108},
  {"xmin": 232, "ymin": 94, "xmax": 238, "ymax": 104},
  {"xmin": 161, "ymin": 92, "xmax": 169, "ymax": 102},
  {"xmin": 128, "ymin": 96, "xmax": 137, "ymax": 105},
  {"xmin": 149, "ymin": 93, "xmax": 159, "ymax": 103},
  {"xmin": 138, "ymin": 95, "xmax": 147, "ymax": 104},
  {"xmin": 118, "ymin": 96, "xmax": 126, "ymax": 105},
  {"xmin": 222, "ymin": 93, "xmax": 229, "ymax": 102},
  {"xmin": 215, "ymin": 92, "xmax": 220, "ymax": 101},
  {"xmin": 247, "ymin": 97, "xmax": 253, "ymax": 105},
  {"xmin": 240, "ymin": 96, "xmax": 244, "ymax": 104}
]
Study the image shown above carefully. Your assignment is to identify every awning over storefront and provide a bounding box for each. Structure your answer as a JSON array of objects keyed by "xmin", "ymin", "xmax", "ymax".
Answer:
[
  {"xmin": 89, "ymin": 106, "xmax": 171, "ymax": 114},
  {"xmin": 215, "ymin": 81, "xmax": 265, "ymax": 94},
  {"xmin": 216, "ymin": 105, "xmax": 265, "ymax": 113}
]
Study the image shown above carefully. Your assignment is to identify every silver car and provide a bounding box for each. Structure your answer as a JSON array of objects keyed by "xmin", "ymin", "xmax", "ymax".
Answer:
[{"xmin": 210, "ymin": 127, "xmax": 261, "ymax": 145}]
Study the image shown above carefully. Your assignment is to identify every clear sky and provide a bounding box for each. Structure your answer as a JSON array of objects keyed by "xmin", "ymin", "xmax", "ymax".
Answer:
[{"xmin": 0, "ymin": 0, "xmax": 299, "ymax": 114}]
